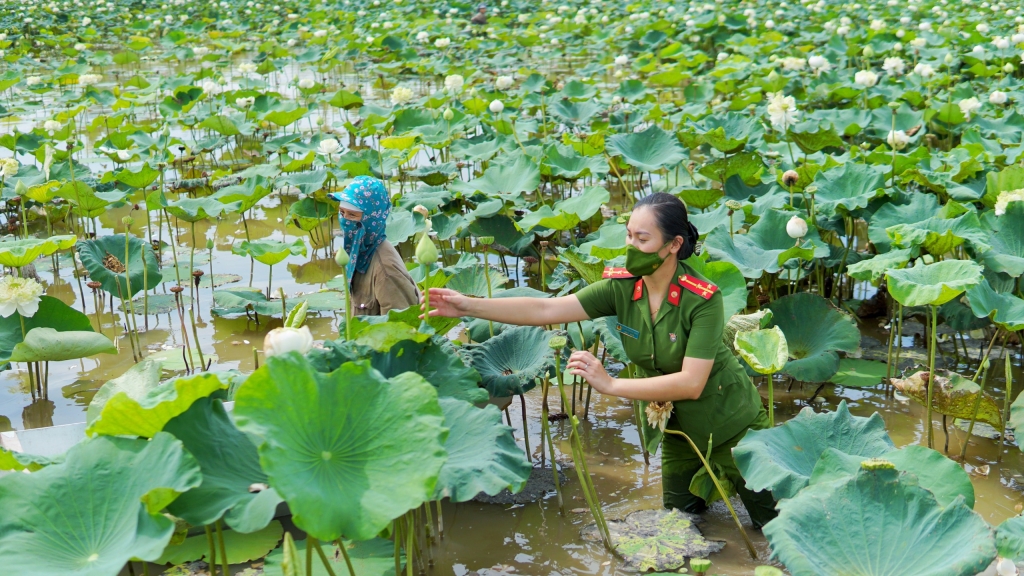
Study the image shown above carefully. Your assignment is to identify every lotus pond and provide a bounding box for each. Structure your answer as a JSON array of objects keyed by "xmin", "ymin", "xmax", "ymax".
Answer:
[{"xmin": 6, "ymin": 0, "xmax": 1024, "ymax": 574}]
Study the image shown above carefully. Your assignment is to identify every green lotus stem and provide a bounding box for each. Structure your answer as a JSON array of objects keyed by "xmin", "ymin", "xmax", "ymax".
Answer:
[
  {"xmin": 663, "ymin": 428, "xmax": 758, "ymax": 560},
  {"xmin": 267, "ymin": 264, "xmax": 273, "ymax": 300},
  {"xmin": 767, "ymin": 372, "xmax": 775, "ymax": 427},
  {"xmin": 893, "ymin": 302, "xmax": 904, "ymax": 396},
  {"xmin": 341, "ymin": 269, "xmax": 352, "ymax": 341},
  {"xmin": 204, "ymin": 525, "xmax": 217, "ymax": 576},
  {"xmin": 18, "ymin": 196, "xmax": 27, "ymax": 239},
  {"xmin": 393, "ymin": 519, "xmax": 402, "ymax": 576},
  {"xmin": 165, "ymin": 210, "xmax": 182, "ymax": 286},
  {"xmin": 310, "ymin": 538, "xmax": 338, "ymax": 576},
  {"xmin": 961, "ymin": 349, "xmax": 995, "ymax": 461},
  {"xmin": 19, "ymin": 314, "xmax": 35, "ymax": 393},
  {"xmin": 188, "ymin": 305, "xmax": 206, "ymax": 370},
  {"xmin": 306, "ymin": 532, "xmax": 314, "ymax": 576},
  {"xmin": 889, "ymin": 108, "xmax": 898, "ymax": 188},
  {"xmin": 542, "ymin": 377, "xmax": 565, "ymax": 513},
  {"xmin": 114, "ymin": 281, "xmax": 138, "ymax": 362},
  {"xmin": 141, "ymin": 240, "xmax": 149, "ymax": 329},
  {"xmin": 280, "ymin": 287, "xmax": 287, "ymax": 319},
  {"xmin": 189, "ymin": 222, "xmax": 198, "ymax": 309},
  {"xmin": 1004, "ymin": 341, "xmax": 1014, "ymax": 444},
  {"xmin": 926, "ymin": 305, "xmax": 938, "ymax": 449},
  {"xmin": 435, "ymin": 500, "xmax": 444, "ymax": 539},
  {"xmin": 972, "ymin": 330, "xmax": 1002, "ymax": 383},
  {"xmin": 885, "ymin": 300, "xmax": 896, "ymax": 384},
  {"xmin": 482, "ymin": 247, "xmax": 494, "ymax": 338},
  {"xmin": 632, "ymin": 399, "xmax": 651, "ymax": 466},
  {"xmin": 405, "ymin": 512, "xmax": 414, "ymax": 576},
  {"xmin": 420, "ymin": 263, "xmax": 431, "ymax": 331},
  {"xmin": 124, "ymin": 234, "xmax": 142, "ymax": 358},
  {"xmin": 423, "ymin": 501, "xmax": 434, "ymax": 541},
  {"xmin": 215, "ymin": 520, "xmax": 229, "ymax": 576}
]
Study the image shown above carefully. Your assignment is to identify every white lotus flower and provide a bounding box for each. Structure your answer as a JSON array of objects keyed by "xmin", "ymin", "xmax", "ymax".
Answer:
[
  {"xmin": 883, "ymin": 57, "xmax": 905, "ymax": 75},
  {"xmin": 990, "ymin": 90, "xmax": 1008, "ymax": 105},
  {"xmin": 893, "ymin": 42, "xmax": 903, "ymax": 51},
  {"xmin": 765, "ymin": 19, "xmax": 775, "ymax": 29},
  {"xmin": 807, "ymin": 55, "xmax": 828, "ymax": 69},
  {"xmin": 317, "ymin": 138, "xmax": 341, "ymax": 155},
  {"xmin": 495, "ymin": 75, "xmax": 514, "ymax": 90},
  {"xmin": 390, "ymin": 85, "xmax": 415, "ymax": 105},
  {"xmin": 434, "ymin": 37, "xmax": 451, "ymax": 48},
  {"xmin": 416, "ymin": 31, "xmax": 429, "ymax": 42},
  {"xmin": 909, "ymin": 37, "xmax": 927, "ymax": 49},
  {"xmin": 193, "ymin": 46, "xmax": 209, "ymax": 58},
  {"xmin": 996, "ymin": 189, "xmax": 1024, "ymax": 216},
  {"xmin": 25, "ymin": 76, "xmax": 42, "ymax": 86},
  {"xmin": 313, "ymin": 29, "xmax": 327, "ymax": 38},
  {"xmin": 202, "ymin": 80, "xmax": 219, "ymax": 94},
  {"xmin": 994, "ymin": 37, "xmax": 1011, "ymax": 50},
  {"xmin": 78, "ymin": 73, "xmax": 101, "ymax": 86},
  {"xmin": 997, "ymin": 557, "xmax": 1019, "ymax": 576},
  {"xmin": 298, "ymin": 78, "xmax": 315, "ymax": 89},
  {"xmin": 958, "ymin": 97, "xmax": 982, "ymax": 120},
  {"xmin": 1013, "ymin": 33, "xmax": 1024, "ymax": 44},
  {"xmin": 74, "ymin": 43, "xmax": 87, "ymax": 51},
  {"xmin": 977, "ymin": 23, "xmax": 990, "ymax": 34},
  {"xmin": 887, "ymin": 129, "xmax": 910, "ymax": 150},
  {"xmin": 0, "ymin": 276, "xmax": 44, "ymax": 318},
  {"xmin": 263, "ymin": 326, "xmax": 314, "ymax": 358},
  {"xmin": 444, "ymin": 74, "xmax": 464, "ymax": 92},
  {"xmin": 489, "ymin": 99, "xmax": 504, "ymax": 114},
  {"xmin": 919, "ymin": 21, "xmax": 933, "ymax": 31},
  {"xmin": 854, "ymin": 70, "xmax": 878, "ymax": 87},
  {"xmin": 0, "ymin": 158, "xmax": 18, "ymax": 178},
  {"xmin": 614, "ymin": 54, "xmax": 629, "ymax": 67},
  {"xmin": 913, "ymin": 63, "xmax": 935, "ymax": 77},
  {"xmin": 786, "ymin": 216, "xmax": 808, "ymax": 239},
  {"xmin": 82, "ymin": 17, "xmax": 91, "ymax": 26},
  {"xmin": 43, "ymin": 120, "xmax": 61, "ymax": 133},
  {"xmin": 235, "ymin": 97, "xmax": 255, "ymax": 107},
  {"xmin": 116, "ymin": 149, "xmax": 132, "ymax": 161},
  {"xmin": 645, "ymin": 401, "xmax": 673, "ymax": 432},
  {"xmin": 870, "ymin": 19, "xmax": 885, "ymax": 31},
  {"xmin": 836, "ymin": 25, "xmax": 850, "ymax": 36},
  {"xmin": 780, "ymin": 57, "xmax": 805, "ymax": 71},
  {"xmin": 766, "ymin": 91, "xmax": 800, "ymax": 131}
]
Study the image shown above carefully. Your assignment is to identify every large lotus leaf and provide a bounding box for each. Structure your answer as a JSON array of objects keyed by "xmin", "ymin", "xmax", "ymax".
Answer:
[
  {"xmin": 594, "ymin": 316, "xmax": 629, "ymax": 363},
  {"xmin": 288, "ymin": 197, "xmax": 334, "ymax": 232},
  {"xmin": 0, "ymin": 446, "xmax": 62, "ymax": 472},
  {"xmin": 691, "ymin": 112, "xmax": 760, "ymax": 153},
  {"xmin": 155, "ymin": 520, "xmax": 284, "ymax": 565},
  {"xmin": 891, "ymin": 370, "xmax": 1003, "ymax": 429},
  {"xmin": 683, "ymin": 254, "xmax": 748, "ymax": 318},
  {"xmin": 845, "ymin": 248, "xmax": 914, "ymax": 284},
  {"xmin": 278, "ymin": 169, "xmax": 328, "ymax": 195},
  {"xmin": 734, "ymin": 400, "xmax": 895, "ymax": 500},
  {"xmin": 830, "ymin": 358, "xmax": 889, "ymax": 388},
  {"xmin": 434, "ymin": 397, "xmax": 531, "ymax": 502},
  {"xmin": 263, "ymin": 537, "xmax": 400, "ymax": 576},
  {"xmin": 606, "ymin": 124, "xmax": 687, "ymax": 172},
  {"xmin": 580, "ymin": 220, "xmax": 628, "ymax": 259},
  {"xmin": 451, "ymin": 153, "xmax": 540, "ymax": 198},
  {"xmin": 985, "ymin": 165, "xmax": 1024, "ymax": 208},
  {"xmin": 549, "ymin": 99, "xmax": 602, "ymax": 126},
  {"xmin": 86, "ymin": 361, "xmax": 226, "ymax": 437},
  {"xmin": 165, "ymin": 197, "xmax": 242, "ymax": 222},
  {"xmin": 164, "ymin": 397, "xmax": 283, "ymax": 532},
  {"xmin": 979, "ymin": 202, "xmax": 1024, "ymax": 277},
  {"xmin": 8, "ymin": 327, "xmax": 115, "ymax": 363},
  {"xmin": 211, "ymin": 176, "xmax": 273, "ymax": 212},
  {"xmin": 808, "ymin": 445, "xmax": 975, "ymax": 509},
  {"xmin": 0, "ymin": 296, "xmax": 94, "ymax": 370},
  {"xmin": 867, "ymin": 191, "xmax": 942, "ymax": 253},
  {"xmin": 558, "ymin": 245, "xmax": 606, "ymax": 285},
  {"xmin": 734, "ymin": 327, "xmax": 788, "ymax": 375},
  {"xmin": 966, "ymin": 279, "xmax": 1024, "ymax": 331},
  {"xmin": 0, "ymin": 432, "xmax": 201, "ymax": 576},
  {"xmin": 996, "ymin": 515, "xmax": 1024, "ymax": 561},
  {"xmin": 788, "ymin": 123, "xmax": 845, "ymax": 154},
  {"xmin": 78, "ymin": 234, "xmax": 160, "ymax": 299},
  {"xmin": 541, "ymin": 144, "xmax": 608, "ymax": 180},
  {"xmin": 462, "ymin": 325, "xmax": 554, "ymax": 396},
  {"xmin": 886, "ymin": 260, "xmax": 984, "ymax": 307},
  {"xmin": 232, "ymin": 238, "xmax": 307, "ymax": 266},
  {"xmin": 445, "ymin": 263, "xmax": 508, "ymax": 297},
  {"xmin": 810, "ymin": 162, "xmax": 887, "ymax": 217},
  {"xmin": 764, "ymin": 466, "xmax": 995, "ymax": 576},
  {"xmin": 767, "ymin": 293, "xmax": 860, "ymax": 383},
  {"xmin": 211, "ymin": 287, "xmax": 344, "ymax": 318},
  {"xmin": 702, "ymin": 209, "xmax": 830, "ymax": 279},
  {"xmin": 0, "ymin": 235, "xmax": 76, "ymax": 268},
  {"xmin": 887, "ymin": 212, "xmax": 991, "ymax": 256},
  {"xmin": 232, "ymin": 354, "xmax": 447, "ymax": 542}
]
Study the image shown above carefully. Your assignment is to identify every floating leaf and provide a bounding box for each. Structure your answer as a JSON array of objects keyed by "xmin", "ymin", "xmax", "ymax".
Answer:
[{"xmin": 891, "ymin": 370, "xmax": 1003, "ymax": 429}]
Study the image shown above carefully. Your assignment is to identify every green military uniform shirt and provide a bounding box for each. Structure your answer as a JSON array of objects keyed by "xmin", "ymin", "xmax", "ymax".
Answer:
[{"xmin": 574, "ymin": 259, "xmax": 762, "ymax": 453}]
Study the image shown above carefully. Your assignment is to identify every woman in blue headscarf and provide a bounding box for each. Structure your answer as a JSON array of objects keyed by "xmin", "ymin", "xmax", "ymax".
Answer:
[{"xmin": 329, "ymin": 176, "xmax": 419, "ymax": 316}]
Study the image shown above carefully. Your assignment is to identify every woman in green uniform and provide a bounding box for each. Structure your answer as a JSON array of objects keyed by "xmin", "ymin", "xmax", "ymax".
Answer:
[{"xmin": 424, "ymin": 192, "xmax": 777, "ymax": 527}]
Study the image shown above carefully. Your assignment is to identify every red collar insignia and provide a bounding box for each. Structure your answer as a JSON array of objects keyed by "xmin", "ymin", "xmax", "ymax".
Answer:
[
  {"xmin": 632, "ymin": 278, "xmax": 644, "ymax": 301},
  {"xmin": 678, "ymin": 274, "xmax": 718, "ymax": 300},
  {"xmin": 602, "ymin": 267, "xmax": 636, "ymax": 279}
]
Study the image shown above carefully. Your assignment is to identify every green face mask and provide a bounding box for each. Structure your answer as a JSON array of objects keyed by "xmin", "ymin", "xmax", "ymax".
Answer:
[{"xmin": 625, "ymin": 242, "xmax": 671, "ymax": 276}]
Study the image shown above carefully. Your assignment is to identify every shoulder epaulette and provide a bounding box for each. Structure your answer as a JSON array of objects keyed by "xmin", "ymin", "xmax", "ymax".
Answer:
[
  {"xmin": 677, "ymin": 274, "xmax": 718, "ymax": 300},
  {"xmin": 602, "ymin": 267, "xmax": 636, "ymax": 279}
]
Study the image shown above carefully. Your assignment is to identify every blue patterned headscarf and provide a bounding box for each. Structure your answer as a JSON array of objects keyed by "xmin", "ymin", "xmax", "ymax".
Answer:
[{"xmin": 329, "ymin": 176, "xmax": 390, "ymax": 280}]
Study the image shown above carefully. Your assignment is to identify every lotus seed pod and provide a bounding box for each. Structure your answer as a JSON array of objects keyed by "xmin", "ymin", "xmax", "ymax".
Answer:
[
  {"xmin": 887, "ymin": 101, "xmax": 901, "ymax": 110},
  {"xmin": 442, "ymin": 107, "xmax": 454, "ymax": 120},
  {"xmin": 725, "ymin": 199, "xmax": 743, "ymax": 211},
  {"xmin": 690, "ymin": 558, "xmax": 712, "ymax": 574},
  {"xmin": 415, "ymin": 231, "xmax": 438, "ymax": 265},
  {"xmin": 122, "ymin": 216, "xmax": 134, "ymax": 227},
  {"xmin": 860, "ymin": 458, "xmax": 896, "ymax": 471},
  {"xmin": 478, "ymin": 235, "xmax": 494, "ymax": 245},
  {"xmin": 335, "ymin": 247, "xmax": 350, "ymax": 268},
  {"xmin": 412, "ymin": 205, "xmax": 429, "ymax": 218},
  {"xmin": 548, "ymin": 335, "xmax": 567, "ymax": 349},
  {"xmin": 782, "ymin": 169, "xmax": 800, "ymax": 186}
]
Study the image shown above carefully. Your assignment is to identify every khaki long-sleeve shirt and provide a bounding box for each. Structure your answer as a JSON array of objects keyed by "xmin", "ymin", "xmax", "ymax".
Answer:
[{"xmin": 349, "ymin": 240, "xmax": 421, "ymax": 316}]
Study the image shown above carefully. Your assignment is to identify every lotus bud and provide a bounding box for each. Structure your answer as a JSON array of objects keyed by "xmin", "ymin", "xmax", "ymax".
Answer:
[
  {"xmin": 690, "ymin": 558, "xmax": 712, "ymax": 575},
  {"xmin": 1005, "ymin": 63, "xmax": 1016, "ymax": 73},
  {"xmin": 862, "ymin": 46, "xmax": 875, "ymax": 58},
  {"xmin": 122, "ymin": 216, "xmax": 134, "ymax": 227},
  {"xmin": 766, "ymin": 70, "xmax": 780, "ymax": 84},
  {"xmin": 478, "ymin": 235, "xmax": 494, "ymax": 246},
  {"xmin": 14, "ymin": 179, "xmax": 27, "ymax": 197},
  {"xmin": 335, "ymin": 246, "xmax": 350, "ymax": 268},
  {"xmin": 412, "ymin": 204, "xmax": 430, "ymax": 218},
  {"xmin": 944, "ymin": 52, "xmax": 954, "ymax": 64},
  {"xmin": 860, "ymin": 458, "xmax": 896, "ymax": 471},
  {"xmin": 442, "ymin": 107, "xmax": 454, "ymax": 120},
  {"xmin": 488, "ymin": 99, "xmax": 504, "ymax": 114},
  {"xmin": 206, "ymin": 239, "xmax": 214, "ymax": 251},
  {"xmin": 263, "ymin": 326, "xmax": 314, "ymax": 358},
  {"xmin": 782, "ymin": 170, "xmax": 800, "ymax": 186},
  {"xmin": 996, "ymin": 558, "xmax": 1018, "ymax": 576},
  {"xmin": 786, "ymin": 215, "xmax": 808, "ymax": 239},
  {"xmin": 415, "ymin": 231, "xmax": 438, "ymax": 265},
  {"xmin": 548, "ymin": 335, "xmax": 567, "ymax": 349}
]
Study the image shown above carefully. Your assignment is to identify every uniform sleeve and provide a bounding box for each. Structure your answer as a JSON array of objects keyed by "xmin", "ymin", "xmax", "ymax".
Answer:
[
  {"xmin": 573, "ymin": 278, "xmax": 621, "ymax": 319},
  {"xmin": 684, "ymin": 291, "xmax": 725, "ymax": 360},
  {"xmin": 374, "ymin": 259, "xmax": 421, "ymax": 315}
]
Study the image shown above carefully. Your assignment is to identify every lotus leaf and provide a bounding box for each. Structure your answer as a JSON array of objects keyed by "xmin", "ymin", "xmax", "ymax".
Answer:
[
  {"xmin": 966, "ymin": 279, "xmax": 1024, "ymax": 331},
  {"xmin": 886, "ymin": 260, "xmax": 984, "ymax": 307},
  {"xmin": 434, "ymin": 397, "xmax": 532, "ymax": 502},
  {"xmin": 278, "ymin": 169, "xmax": 328, "ymax": 195},
  {"xmin": 558, "ymin": 245, "xmax": 606, "ymax": 286},
  {"xmin": 211, "ymin": 177, "xmax": 272, "ymax": 212},
  {"xmin": 0, "ymin": 235, "xmax": 76, "ymax": 268},
  {"xmin": 232, "ymin": 354, "xmax": 447, "ymax": 542},
  {"xmin": 996, "ymin": 515, "xmax": 1024, "ymax": 561},
  {"xmin": 891, "ymin": 370, "xmax": 1003, "ymax": 429},
  {"xmin": 606, "ymin": 125, "xmax": 686, "ymax": 172},
  {"xmin": 0, "ymin": 296, "xmax": 94, "ymax": 370},
  {"xmin": 77, "ymin": 234, "xmax": 161, "ymax": 299},
  {"xmin": 541, "ymin": 145, "xmax": 608, "ymax": 181},
  {"xmin": 232, "ymin": 238, "xmax": 307, "ymax": 266},
  {"xmin": 683, "ymin": 254, "xmax": 748, "ymax": 318},
  {"xmin": 451, "ymin": 153, "xmax": 540, "ymax": 198},
  {"xmin": 212, "ymin": 287, "xmax": 344, "ymax": 317},
  {"xmin": 867, "ymin": 191, "xmax": 942, "ymax": 253},
  {"xmin": 764, "ymin": 466, "xmax": 995, "ymax": 576},
  {"xmin": 734, "ymin": 400, "xmax": 895, "ymax": 500},
  {"xmin": 845, "ymin": 248, "xmax": 914, "ymax": 284},
  {"xmin": 808, "ymin": 445, "xmax": 975, "ymax": 508},
  {"xmin": 462, "ymin": 325, "xmax": 554, "ymax": 396},
  {"xmin": 767, "ymin": 293, "xmax": 860, "ymax": 382},
  {"xmin": 86, "ymin": 360, "xmax": 226, "ymax": 437},
  {"xmin": 886, "ymin": 212, "xmax": 991, "ymax": 256},
  {"xmin": 581, "ymin": 508, "xmax": 724, "ymax": 573},
  {"xmin": 165, "ymin": 197, "xmax": 242, "ymax": 222},
  {"xmin": 809, "ymin": 162, "xmax": 887, "ymax": 217},
  {"xmin": 445, "ymin": 263, "xmax": 508, "ymax": 297},
  {"xmin": 288, "ymin": 197, "xmax": 334, "ymax": 231},
  {"xmin": 264, "ymin": 537, "xmax": 400, "ymax": 576},
  {"xmin": 164, "ymin": 397, "xmax": 283, "ymax": 533},
  {"xmin": 830, "ymin": 358, "xmax": 889, "ymax": 388},
  {"xmin": 8, "ymin": 327, "xmax": 115, "ymax": 363},
  {"xmin": 734, "ymin": 327, "xmax": 788, "ymax": 374},
  {"xmin": 978, "ymin": 202, "xmax": 1024, "ymax": 277},
  {"xmin": 0, "ymin": 433, "xmax": 201, "ymax": 576},
  {"xmin": 702, "ymin": 209, "xmax": 830, "ymax": 279},
  {"xmin": 0, "ymin": 446, "xmax": 62, "ymax": 472},
  {"xmin": 156, "ymin": 520, "xmax": 284, "ymax": 565}
]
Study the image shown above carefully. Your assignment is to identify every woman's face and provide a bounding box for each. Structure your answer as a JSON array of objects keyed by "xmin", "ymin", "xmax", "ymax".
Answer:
[
  {"xmin": 626, "ymin": 207, "xmax": 681, "ymax": 257},
  {"xmin": 339, "ymin": 207, "xmax": 364, "ymax": 222}
]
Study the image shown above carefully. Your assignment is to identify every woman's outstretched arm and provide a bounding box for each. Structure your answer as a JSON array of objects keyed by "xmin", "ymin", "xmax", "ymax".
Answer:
[{"xmin": 423, "ymin": 287, "xmax": 590, "ymax": 326}]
